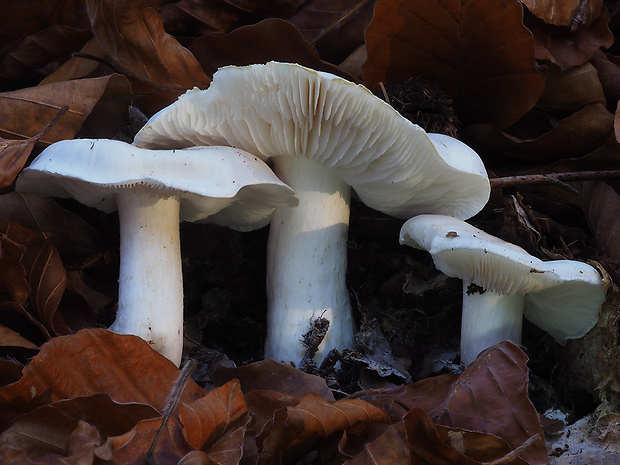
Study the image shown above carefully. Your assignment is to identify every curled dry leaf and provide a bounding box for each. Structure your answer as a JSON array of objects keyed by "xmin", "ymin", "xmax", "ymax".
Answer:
[
  {"xmin": 86, "ymin": 0, "xmax": 210, "ymax": 93},
  {"xmin": 213, "ymin": 358, "xmax": 335, "ymax": 400},
  {"xmin": 0, "ymin": 25, "xmax": 91, "ymax": 84},
  {"xmin": 258, "ymin": 393, "xmax": 389, "ymax": 465},
  {"xmin": 161, "ymin": 0, "xmax": 304, "ymax": 36},
  {"xmin": 536, "ymin": 62, "xmax": 607, "ymax": 115},
  {"xmin": 110, "ymin": 415, "xmax": 189, "ymax": 465},
  {"xmin": 431, "ymin": 343, "xmax": 547, "ymax": 465},
  {"xmin": 0, "ymin": 326, "xmax": 38, "ymax": 351},
  {"xmin": 522, "ymin": 0, "xmax": 604, "ymax": 27},
  {"xmin": 363, "ymin": 0, "xmax": 545, "ymax": 128},
  {"xmin": 590, "ymin": 49, "xmax": 620, "ymax": 105},
  {"xmin": 0, "ymin": 393, "xmax": 157, "ymax": 461},
  {"xmin": 180, "ymin": 379, "xmax": 247, "ymax": 451},
  {"xmin": 466, "ymin": 103, "xmax": 614, "ymax": 161},
  {"xmin": 189, "ymin": 18, "xmax": 351, "ymax": 80},
  {"xmin": 0, "ymin": 328, "xmax": 206, "ymax": 431},
  {"xmin": 528, "ymin": 6, "xmax": 613, "ymax": 69}
]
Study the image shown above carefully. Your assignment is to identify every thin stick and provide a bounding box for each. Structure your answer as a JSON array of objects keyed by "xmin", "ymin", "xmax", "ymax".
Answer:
[
  {"xmin": 145, "ymin": 359, "xmax": 197, "ymax": 464},
  {"xmin": 491, "ymin": 170, "xmax": 620, "ymax": 194}
]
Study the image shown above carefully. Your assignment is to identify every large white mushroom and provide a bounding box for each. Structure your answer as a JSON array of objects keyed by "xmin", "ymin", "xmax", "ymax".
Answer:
[
  {"xmin": 400, "ymin": 214, "xmax": 606, "ymax": 365},
  {"xmin": 133, "ymin": 62, "xmax": 491, "ymax": 365},
  {"xmin": 15, "ymin": 138, "xmax": 297, "ymax": 366}
]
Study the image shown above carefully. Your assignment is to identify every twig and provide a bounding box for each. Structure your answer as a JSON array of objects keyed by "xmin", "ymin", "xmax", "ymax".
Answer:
[
  {"xmin": 145, "ymin": 359, "xmax": 197, "ymax": 464},
  {"xmin": 491, "ymin": 170, "xmax": 620, "ymax": 194}
]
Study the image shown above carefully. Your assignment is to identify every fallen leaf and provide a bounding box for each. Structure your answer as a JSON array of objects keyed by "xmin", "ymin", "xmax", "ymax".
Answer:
[
  {"xmin": 536, "ymin": 62, "xmax": 607, "ymax": 115},
  {"xmin": 590, "ymin": 49, "xmax": 620, "ymax": 105},
  {"xmin": 0, "ymin": 328, "xmax": 206, "ymax": 431},
  {"xmin": 0, "ymin": 25, "xmax": 91, "ymax": 84},
  {"xmin": 288, "ymin": 0, "xmax": 377, "ymax": 64},
  {"xmin": 430, "ymin": 343, "xmax": 547, "ymax": 465},
  {"xmin": 110, "ymin": 415, "xmax": 190, "ymax": 465},
  {"xmin": 363, "ymin": 0, "xmax": 545, "ymax": 128},
  {"xmin": 180, "ymin": 380, "xmax": 247, "ymax": 451},
  {"xmin": 0, "ymin": 74, "xmax": 132, "ymax": 144},
  {"xmin": 189, "ymin": 18, "xmax": 351, "ymax": 80},
  {"xmin": 0, "ymin": 192, "xmax": 105, "ymax": 265},
  {"xmin": 465, "ymin": 103, "xmax": 614, "ymax": 161},
  {"xmin": 0, "ymin": 326, "xmax": 38, "ymax": 350},
  {"xmin": 527, "ymin": 6, "xmax": 613, "ymax": 69},
  {"xmin": 0, "ymin": 234, "xmax": 28, "ymax": 305},
  {"xmin": 213, "ymin": 358, "xmax": 335, "ymax": 400},
  {"xmin": 521, "ymin": 0, "xmax": 604, "ymax": 27},
  {"xmin": 0, "ymin": 394, "xmax": 157, "ymax": 460},
  {"xmin": 86, "ymin": 0, "xmax": 210, "ymax": 93},
  {"xmin": 258, "ymin": 393, "xmax": 389, "ymax": 465}
]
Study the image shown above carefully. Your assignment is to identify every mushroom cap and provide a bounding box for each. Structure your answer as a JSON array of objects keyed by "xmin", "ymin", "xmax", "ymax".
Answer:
[
  {"xmin": 16, "ymin": 138, "xmax": 298, "ymax": 231},
  {"xmin": 399, "ymin": 214, "xmax": 605, "ymax": 343},
  {"xmin": 134, "ymin": 61, "xmax": 490, "ymax": 220}
]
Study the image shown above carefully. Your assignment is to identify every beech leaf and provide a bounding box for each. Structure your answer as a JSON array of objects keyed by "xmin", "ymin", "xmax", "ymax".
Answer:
[
  {"xmin": 0, "ymin": 328, "xmax": 207, "ymax": 431},
  {"xmin": 363, "ymin": 0, "xmax": 545, "ymax": 128},
  {"xmin": 213, "ymin": 358, "xmax": 335, "ymax": 400},
  {"xmin": 0, "ymin": 74, "xmax": 132, "ymax": 144},
  {"xmin": 180, "ymin": 379, "xmax": 247, "ymax": 451},
  {"xmin": 259, "ymin": 393, "xmax": 389, "ymax": 465},
  {"xmin": 86, "ymin": 0, "xmax": 210, "ymax": 92}
]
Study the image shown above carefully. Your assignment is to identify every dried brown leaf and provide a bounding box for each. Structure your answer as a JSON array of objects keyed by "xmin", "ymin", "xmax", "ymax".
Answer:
[
  {"xmin": 0, "ymin": 328, "xmax": 206, "ymax": 431},
  {"xmin": 86, "ymin": 0, "xmax": 210, "ymax": 93},
  {"xmin": 0, "ymin": 394, "xmax": 157, "ymax": 460},
  {"xmin": 180, "ymin": 380, "xmax": 247, "ymax": 451},
  {"xmin": 0, "ymin": 325, "xmax": 38, "ymax": 350},
  {"xmin": 0, "ymin": 74, "xmax": 132, "ymax": 144},
  {"xmin": 466, "ymin": 103, "xmax": 614, "ymax": 161},
  {"xmin": 528, "ymin": 6, "xmax": 613, "ymax": 69},
  {"xmin": 0, "ymin": 106, "xmax": 67, "ymax": 188},
  {"xmin": 189, "ymin": 18, "xmax": 351, "ymax": 80},
  {"xmin": 590, "ymin": 50, "xmax": 620, "ymax": 105},
  {"xmin": 0, "ymin": 359, "xmax": 24, "ymax": 388},
  {"xmin": 21, "ymin": 239, "xmax": 69, "ymax": 335},
  {"xmin": 537, "ymin": 62, "xmax": 607, "ymax": 114},
  {"xmin": 0, "ymin": 25, "xmax": 91, "ymax": 83},
  {"xmin": 259, "ymin": 393, "xmax": 389, "ymax": 465},
  {"xmin": 40, "ymin": 37, "xmax": 107, "ymax": 85},
  {"xmin": 580, "ymin": 181, "xmax": 620, "ymax": 266},
  {"xmin": 430, "ymin": 343, "xmax": 547, "ymax": 465},
  {"xmin": 0, "ymin": 192, "xmax": 104, "ymax": 264},
  {"xmin": 0, "ymin": 235, "xmax": 28, "ymax": 305},
  {"xmin": 110, "ymin": 415, "xmax": 190, "ymax": 465},
  {"xmin": 522, "ymin": 0, "xmax": 604, "ymax": 27},
  {"xmin": 288, "ymin": 0, "xmax": 377, "ymax": 64},
  {"xmin": 363, "ymin": 0, "xmax": 545, "ymax": 128},
  {"xmin": 213, "ymin": 358, "xmax": 335, "ymax": 400}
]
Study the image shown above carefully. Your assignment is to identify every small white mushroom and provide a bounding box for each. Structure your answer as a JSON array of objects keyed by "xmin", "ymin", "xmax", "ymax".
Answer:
[
  {"xmin": 133, "ymin": 62, "xmax": 491, "ymax": 365},
  {"xmin": 15, "ymin": 138, "xmax": 297, "ymax": 366},
  {"xmin": 400, "ymin": 214, "xmax": 606, "ymax": 365}
]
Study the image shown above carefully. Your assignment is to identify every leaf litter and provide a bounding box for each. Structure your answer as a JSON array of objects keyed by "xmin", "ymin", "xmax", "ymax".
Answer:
[{"xmin": 0, "ymin": 0, "xmax": 619, "ymax": 463}]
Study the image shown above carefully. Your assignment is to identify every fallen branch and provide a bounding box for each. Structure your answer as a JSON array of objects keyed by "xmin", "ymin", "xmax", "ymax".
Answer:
[{"xmin": 490, "ymin": 170, "xmax": 620, "ymax": 194}]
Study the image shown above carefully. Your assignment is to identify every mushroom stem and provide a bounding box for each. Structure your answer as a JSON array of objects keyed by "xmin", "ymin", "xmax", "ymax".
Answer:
[
  {"xmin": 460, "ymin": 283, "xmax": 524, "ymax": 365},
  {"xmin": 109, "ymin": 190, "xmax": 184, "ymax": 366},
  {"xmin": 265, "ymin": 157, "xmax": 355, "ymax": 364}
]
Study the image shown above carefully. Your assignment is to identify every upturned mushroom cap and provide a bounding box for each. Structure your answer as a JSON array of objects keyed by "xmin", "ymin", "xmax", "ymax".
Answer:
[
  {"xmin": 399, "ymin": 214, "xmax": 606, "ymax": 343},
  {"xmin": 15, "ymin": 138, "xmax": 297, "ymax": 229},
  {"xmin": 134, "ymin": 61, "xmax": 490, "ymax": 220}
]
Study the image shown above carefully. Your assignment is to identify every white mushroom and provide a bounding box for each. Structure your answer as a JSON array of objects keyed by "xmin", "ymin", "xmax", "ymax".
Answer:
[
  {"xmin": 15, "ymin": 138, "xmax": 297, "ymax": 366},
  {"xmin": 133, "ymin": 62, "xmax": 491, "ymax": 365},
  {"xmin": 400, "ymin": 214, "xmax": 606, "ymax": 365}
]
